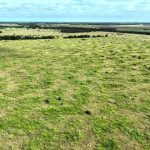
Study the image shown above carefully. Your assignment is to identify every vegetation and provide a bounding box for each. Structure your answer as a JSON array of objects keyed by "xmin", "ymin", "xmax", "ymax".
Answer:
[
  {"xmin": 0, "ymin": 28, "xmax": 108, "ymax": 40},
  {"xmin": 28, "ymin": 23, "xmax": 150, "ymax": 35},
  {"xmin": 58, "ymin": 27, "xmax": 117, "ymax": 33},
  {"xmin": 0, "ymin": 30, "xmax": 149, "ymax": 149},
  {"xmin": 64, "ymin": 34, "xmax": 107, "ymax": 39},
  {"xmin": 1, "ymin": 23, "xmax": 150, "ymax": 35},
  {"xmin": 0, "ymin": 35, "xmax": 55, "ymax": 40},
  {"xmin": 0, "ymin": 34, "xmax": 107, "ymax": 40}
]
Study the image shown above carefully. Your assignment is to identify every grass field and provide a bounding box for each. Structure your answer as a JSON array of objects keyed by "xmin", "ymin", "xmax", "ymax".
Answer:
[
  {"xmin": 0, "ymin": 28, "xmax": 108, "ymax": 37},
  {"xmin": 0, "ymin": 33, "xmax": 150, "ymax": 149},
  {"xmin": 0, "ymin": 28, "xmax": 61, "ymax": 36}
]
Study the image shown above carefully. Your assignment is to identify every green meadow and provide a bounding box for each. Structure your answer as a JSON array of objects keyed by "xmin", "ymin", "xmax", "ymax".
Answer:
[{"xmin": 0, "ymin": 32, "xmax": 150, "ymax": 149}]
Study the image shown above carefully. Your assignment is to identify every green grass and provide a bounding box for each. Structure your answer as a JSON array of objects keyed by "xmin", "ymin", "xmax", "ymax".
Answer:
[{"xmin": 0, "ymin": 33, "xmax": 150, "ymax": 150}]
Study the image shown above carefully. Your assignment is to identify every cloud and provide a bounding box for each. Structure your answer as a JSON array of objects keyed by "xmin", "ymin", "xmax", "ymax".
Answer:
[{"xmin": 0, "ymin": 0, "xmax": 150, "ymax": 22}]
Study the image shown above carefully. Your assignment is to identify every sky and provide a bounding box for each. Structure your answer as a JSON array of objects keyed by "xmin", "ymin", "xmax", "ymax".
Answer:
[{"xmin": 0, "ymin": 0, "xmax": 150, "ymax": 22}]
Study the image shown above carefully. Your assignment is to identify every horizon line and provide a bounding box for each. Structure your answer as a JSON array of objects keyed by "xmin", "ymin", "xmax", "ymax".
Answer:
[{"xmin": 0, "ymin": 21, "xmax": 150, "ymax": 23}]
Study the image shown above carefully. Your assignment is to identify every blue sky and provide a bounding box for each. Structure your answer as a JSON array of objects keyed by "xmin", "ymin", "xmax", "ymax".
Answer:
[{"xmin": 0, "ymin": 0, "xmax": 150, "ymax": 22}]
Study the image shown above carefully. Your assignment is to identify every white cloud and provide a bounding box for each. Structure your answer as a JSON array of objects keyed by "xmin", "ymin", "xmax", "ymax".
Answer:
[{"xmin": 0, "ymin": 0, "xmax": 149, "ymax": 21}]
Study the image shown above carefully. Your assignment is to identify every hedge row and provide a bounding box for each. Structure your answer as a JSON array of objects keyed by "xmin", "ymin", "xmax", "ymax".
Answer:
[
  {"xmin": 0, "ymin": 35, "xmax": 55, "ymax": 40},
  {"xmin": 25, "ymin": 25, "xmax": 117, "ymax": 33},
  {"xmin": 64, "ymin": 34, "xmax": 108, "ymax": 39},
  {"xmin": 64, "ymin": 35, "xmax": 90, "ymax": 38},
  {"xmin": 0, "ymin": 26, "xmax": 24, "ymax": 29},
  {"xmin": 0, "ymin": 34, "xmax": 109, "ymax": 40},
  {"xmin": 117, "ymin": 30, "xmax": 150, "ymax": 35},
  {"xmin": 60, "ymin": 27, "xmax": 117, "ymax": 33}
]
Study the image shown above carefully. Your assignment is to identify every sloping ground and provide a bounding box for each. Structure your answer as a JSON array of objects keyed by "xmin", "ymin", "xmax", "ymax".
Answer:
[{"xmin": 0, "ymin": 34, "xmax": 150, "ymax": 150}]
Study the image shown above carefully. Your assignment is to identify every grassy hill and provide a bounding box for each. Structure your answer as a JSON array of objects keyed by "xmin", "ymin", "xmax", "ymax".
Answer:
[{"xmin": 0, "ymin": 33, "xmax": 150, "ymax": 149}]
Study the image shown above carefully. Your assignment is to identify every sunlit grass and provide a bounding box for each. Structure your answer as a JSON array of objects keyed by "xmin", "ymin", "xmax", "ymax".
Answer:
[{"xmin": 0, "ymin": 33, "xmax": 150, "ymax": 149}]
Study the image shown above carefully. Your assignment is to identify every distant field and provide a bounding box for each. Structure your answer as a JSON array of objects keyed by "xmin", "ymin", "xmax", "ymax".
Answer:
[
  {"xmin": 0, "ymin": 28, "xmax": 109, "ymax": 36},
  {"xmin": 0, "ymin": 28, "xmax": 61, "ymax": 36},
  {"xmin": 1, "ymin": 23, "xmax": 150, "ymax": 36},
  {"xmin": 0, "ymin": 30, "xmax": 150, "ymax": 149}
]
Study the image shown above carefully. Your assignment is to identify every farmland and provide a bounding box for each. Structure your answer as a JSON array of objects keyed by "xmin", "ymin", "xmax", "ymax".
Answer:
[{"xmin": 0, "ymin": 25, "xmax": 150, "ymax": 150}]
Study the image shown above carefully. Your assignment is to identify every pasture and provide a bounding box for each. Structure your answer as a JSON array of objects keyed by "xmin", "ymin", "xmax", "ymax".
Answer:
[{"xmin": 0, "ymin": 31, "xmax": 150, "ymax": 149}]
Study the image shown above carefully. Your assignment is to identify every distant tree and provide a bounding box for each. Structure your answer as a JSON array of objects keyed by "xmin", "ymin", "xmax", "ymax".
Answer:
[{"xmin": 28, "ymin": 23, "xmax": 40, "ymax": 29}]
